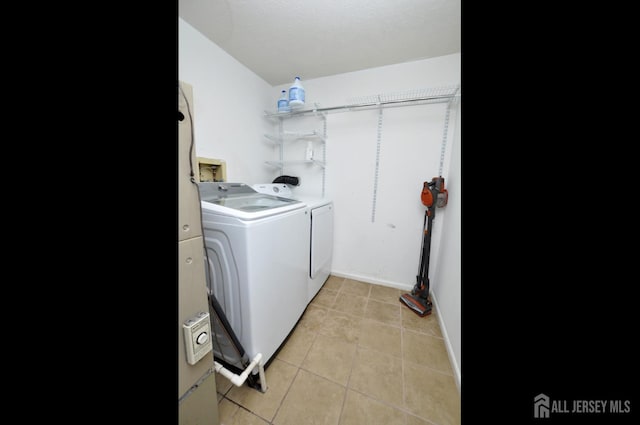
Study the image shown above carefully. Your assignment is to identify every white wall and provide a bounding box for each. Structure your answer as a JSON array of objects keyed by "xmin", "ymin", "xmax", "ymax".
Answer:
[
  {"xmin": 431, "ymin": 102, "xmax": 461, "ymax": 391},
  {"xmin": 178, "ymin": 22, "xmax": 461, "ymax": 386},
  {"xmin": 271, "ymin": 55, "xmax": 460, "ymax": 290},
  {"xmin": 271, "ymin": 57, "xmax": 461, "ymax": 386},
  {"xmin": 178, "ymin": 18, "xmax": 276, "ymax": 184}
]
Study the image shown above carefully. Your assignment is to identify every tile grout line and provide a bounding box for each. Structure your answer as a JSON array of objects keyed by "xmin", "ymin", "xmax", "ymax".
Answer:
[
  {"xmin": 219, "ymin": 396, "xmax": 241, "ymax": 420},
  {"xmin": 272, "ymin": 314, "xmax": 325, "ymax": 424},
  {"xmin": 337, "ymin": 280, "xmax": 370, "ymax": 425},
  {"xmin": 400, "ymin": 311, "xmax": 438, "ymax": 425},
  {"xmin": 337, "ymin": 332, "xmax": 360, "ymax": 425},
  {"xmin": 404, "ymin": 361, "xmax": 455, "ymax": 378},
  {"xmin": 270, "ymin": 300, "xmax": 325, "ymax": 424},
  {"xmin": 400, "ymin": 310, "xmax": 454, "ymax": 425},
  {"xmin": 322, "ymin": 288, "xmax": 445, "ymax": 338},
  {"xmin": 403, "ymin": 356, "xmax": 455, "ymax": 378},
  {"xmin": 351, "ymin": 284, "xmax": 422, "ymax": 420},
  {"xmin": 280, "ymin": 276, "xmax": 324, "ymax": 425},
  {"xmin": 274, "ymin": 364, "xmax": 356, "ymax": 425},
  {"xmin": 401, "ymin": 313, "xmax": 447, "ymax": 425},
  {"xmin": 345, "ymin": 383, "xmax": 439, "ymax": 424},
  {"xmin": 402, "ymin": 327, "xmax": 455, "ymax": 377},
  {"xmin": 221, "ymin": 278, "xmax": 453, "ymax": 424},
  {"xmin": 294, "ymin": 307, "xmax": 322, "ymax": 371},
  {"xmin": 269, "ymin": 365, "xmax": 302, "ymax": 425},
  {"xmin": 338, "ymin": 282, "xmax": 368, "ymax": 425}
]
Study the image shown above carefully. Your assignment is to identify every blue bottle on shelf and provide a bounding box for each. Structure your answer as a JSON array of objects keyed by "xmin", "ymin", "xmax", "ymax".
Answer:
[
  {"xmin": 288, "ymin": 77, "xmax": 305, "ymax": 109},
  {"xmin": 277, "ymin": 90, "xmax": 290, "ymax": 113}
]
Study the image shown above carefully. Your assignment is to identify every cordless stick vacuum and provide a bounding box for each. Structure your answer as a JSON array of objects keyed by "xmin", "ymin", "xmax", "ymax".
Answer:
[{"xmin": 400, "ymin": 177, "xmax": 448, "ymax": 316}]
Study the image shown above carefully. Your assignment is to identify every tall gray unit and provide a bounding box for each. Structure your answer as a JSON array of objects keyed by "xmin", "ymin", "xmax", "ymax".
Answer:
[{"xmin": 178, "ymin": 80, "xmax": 220, "ymax": 425}]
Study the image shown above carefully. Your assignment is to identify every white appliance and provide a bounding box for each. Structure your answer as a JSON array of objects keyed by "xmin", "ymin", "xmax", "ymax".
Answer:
[
  {"xmin": 252, "ymin": 183, "xmax": 334, "ymax": 302},
  {"xmin": 198, "ymin": 182, "xmax": 310, "ymax": 368}
]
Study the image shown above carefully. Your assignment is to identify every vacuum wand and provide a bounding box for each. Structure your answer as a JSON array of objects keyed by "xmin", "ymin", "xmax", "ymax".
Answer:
[{"xmin": 399, "ymin": 177, "xmax": 448, "ymax": 317}]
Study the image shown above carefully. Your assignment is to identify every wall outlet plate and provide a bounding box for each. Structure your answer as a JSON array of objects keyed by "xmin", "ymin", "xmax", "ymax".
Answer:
[{"xmin": 183, "ymin": 311, "xmax": 213, "ymax": 365}]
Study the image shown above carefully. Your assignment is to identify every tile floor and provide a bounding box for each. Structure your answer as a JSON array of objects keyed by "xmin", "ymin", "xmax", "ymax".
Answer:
[{"xmin": 215, "ymin": 276, "xmax": 460, "ymax": 425}]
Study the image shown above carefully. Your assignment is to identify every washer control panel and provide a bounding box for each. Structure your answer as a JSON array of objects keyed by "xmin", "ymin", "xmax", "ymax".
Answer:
[
  {"xmin": 252, "ymin": 184, "xmax": 292, "ymax": 198},
  {"xmin": 183, "ymin": 311, "xmax": 213, "ymax": 365}
]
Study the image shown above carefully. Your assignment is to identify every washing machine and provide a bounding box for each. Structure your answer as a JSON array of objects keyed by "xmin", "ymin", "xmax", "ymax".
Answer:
[
  {"xmin": 252, "ymin": 183, "xmax": 334, "ymax": 302},
  {"xmin": 198, "ymin": 182, "xmax": 310, "ymax": 369}
]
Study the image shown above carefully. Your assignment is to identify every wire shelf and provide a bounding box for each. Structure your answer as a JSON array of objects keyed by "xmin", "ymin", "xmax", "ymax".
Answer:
[
  {"xmin": 265, "ymin": 160, "xmax": 326, "ymax": 168},
  {"xmin": 346, "ymin": 85, "xmax": 460, "ymax": 107},
  {"xmin": 264, "ymin": 84, "xmax": 460, "ymax": 119}
]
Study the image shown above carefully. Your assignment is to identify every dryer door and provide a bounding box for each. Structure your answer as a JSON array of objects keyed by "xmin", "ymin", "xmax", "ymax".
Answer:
[{"xmin": 310, "ymin": 204, "xmax": 333, "ymax": 279}]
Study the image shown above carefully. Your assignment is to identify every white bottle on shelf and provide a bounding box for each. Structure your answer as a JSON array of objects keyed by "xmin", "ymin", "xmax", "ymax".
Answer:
[
  {"xmin": 305, "ymin": 140, "xmax": 314, "ymax": 161},
  {"xmin": 277, "ymin": 90, "xmax": 290, "ymax": 113},
  {"xmin": 288, "ymin": 77, "xmax": 305, "ymax": 109}
]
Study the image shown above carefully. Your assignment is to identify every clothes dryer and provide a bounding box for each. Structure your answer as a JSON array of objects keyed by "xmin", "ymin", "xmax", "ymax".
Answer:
[{"xmin": 252, "ymin": 183, "xmax": 333, "ymax": 302}]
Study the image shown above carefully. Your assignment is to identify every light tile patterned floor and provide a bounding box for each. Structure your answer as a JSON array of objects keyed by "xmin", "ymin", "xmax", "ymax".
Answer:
[{"xmin": 216, "ymin": 276, "xmax": 460, "ymax": 425}]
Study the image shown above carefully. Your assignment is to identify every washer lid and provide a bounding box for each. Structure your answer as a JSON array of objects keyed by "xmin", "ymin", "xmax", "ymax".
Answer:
[
  {"xmin": 198, "ymin": 182, "xmax": 304, "ymax": 219},
  {"xmin": 294, "ymin": 196, "xmax": 332, "ymax": 209}
]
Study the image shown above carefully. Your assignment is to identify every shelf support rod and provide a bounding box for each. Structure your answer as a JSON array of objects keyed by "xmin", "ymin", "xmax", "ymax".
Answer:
[{"xmin": 371, "ymin": 96, "xmax": 383, "ymax": 223}]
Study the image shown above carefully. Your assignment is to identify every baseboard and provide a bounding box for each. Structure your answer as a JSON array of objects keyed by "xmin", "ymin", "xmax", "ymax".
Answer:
[
  {"xmin": 330, "ymin": 270, "xmax": 414, "ymax": 292},
  {"xmin": 429, "ymin": 290, "xmax": 461, "ymax": 394}
]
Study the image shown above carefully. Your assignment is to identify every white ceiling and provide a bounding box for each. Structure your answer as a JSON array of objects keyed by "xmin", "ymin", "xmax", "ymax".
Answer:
[{"xmin": 179, "ymin": 0, "xmax": 461, "ymax": 86}]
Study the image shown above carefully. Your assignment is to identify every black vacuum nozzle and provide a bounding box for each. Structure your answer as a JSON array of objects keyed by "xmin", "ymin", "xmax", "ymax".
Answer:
[{"xmin": 399, "ymin": 293, "xmax": 432, "ymax": 317}]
